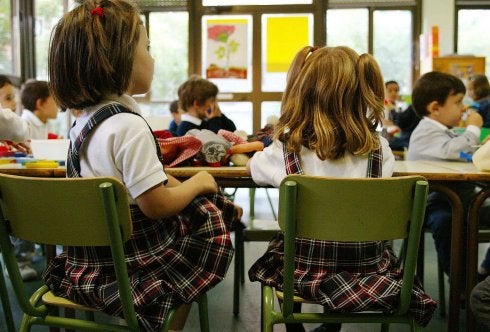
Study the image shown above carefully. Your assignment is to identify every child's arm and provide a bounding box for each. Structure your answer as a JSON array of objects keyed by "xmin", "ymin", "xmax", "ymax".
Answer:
[{"xmin": 135, "ymin": 171, "xmax": 218, "ymax": 219}]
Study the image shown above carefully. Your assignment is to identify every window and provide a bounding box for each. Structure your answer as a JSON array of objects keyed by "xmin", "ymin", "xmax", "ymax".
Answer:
[
  {"xmin": 326, "ymin": 9, "xmax": 368, "ymax": 54},
  {"xmin": 457, "ymin": 9, "xmax": 490, "ymax": 77},
  {"xmin": 373, "ymin": 10, "xmax": 413, "ymax": 95},
  {"xmin": 262, "ymin": 14, "xmax": 313, "ymax": 92},
  {"xmin": 0, "ymin": 0, "xmax": 15, "ymax": 75},
  {"xmin": 149, "ymin": 12, "xmax": 189, "ymax": 105}
]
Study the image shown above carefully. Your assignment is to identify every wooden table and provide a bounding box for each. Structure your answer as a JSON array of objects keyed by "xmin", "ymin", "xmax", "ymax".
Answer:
[{"xmin": 3, "ymin": 162, "xmax": 489, "ymax": 331}]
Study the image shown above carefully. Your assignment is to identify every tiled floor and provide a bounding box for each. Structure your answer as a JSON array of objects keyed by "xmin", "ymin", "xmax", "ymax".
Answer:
[{"xmin": 0, "ymin": 188, "xmax": 485, "ymax": 331}]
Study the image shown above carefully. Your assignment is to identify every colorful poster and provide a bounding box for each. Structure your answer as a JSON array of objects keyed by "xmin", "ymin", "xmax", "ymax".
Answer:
[{"xmin": 206, "ymin": 19, "xmax": 248, "ymax": 79}]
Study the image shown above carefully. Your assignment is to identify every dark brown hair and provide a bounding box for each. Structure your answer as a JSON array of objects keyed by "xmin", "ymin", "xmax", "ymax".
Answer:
[
  {"xmin": 412, "ymin": 71, "xmax": 466, "ymax": 117},
  {"xmin": 469, "ymin": 74, "xmax": 490, "ymax": 101},
  {"xmin": 0, "ymin": 75, "xmax": 13, "ymax": 89},
  {"xmin": 21, "ymin": 80, "xmax": 50, "ymax": 111},
  {"xmin": 48, "ymin": 0, "xmax": 141, "ymax": 109},
  {"xmin": 177, "ymin": 75, "xmax": 218, "ymax": 112},
  {"xmin": 276, "ymin": 46, "xmax": 385, "ymax": 160}
]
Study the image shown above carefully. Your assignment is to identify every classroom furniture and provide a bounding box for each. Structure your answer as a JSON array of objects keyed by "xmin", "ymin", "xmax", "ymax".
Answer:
[
  {"xmin": 418, "ymin": 228, "xmax": 447, "ymax": 317},
  {"xmin": 0, "ymin": 260, "xmax": 15, "ymax": 331},
  {"xmin": 0, "ymin": 174, "xmax": 209, "ymax": 332},
  {"xmin": 232, "ymin": 187, "xmax": 278, "ymax": 315},
  {"xmin": 260, "ymin": 174, "xmax": 428, "ymax": 331},
  {"xmin": 3, "ymin": 160, "xmax": 490, "ymax": 332}
]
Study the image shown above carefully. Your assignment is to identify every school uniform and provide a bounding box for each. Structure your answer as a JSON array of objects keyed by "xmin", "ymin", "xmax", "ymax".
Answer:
[
  {"xmin": 407, "ymin": 117, "xmax": 482, "ymax": 276},
  {"xmin": 248, "ymin": 136, "xmax": 436, "ymax": 327},
  {"xmin": 42, "ymin": 94, "xmax": 236, "ymax": 331},
  {"xmin": 21, "ymin": 109, "xmax": 49, "ymax": 139}
]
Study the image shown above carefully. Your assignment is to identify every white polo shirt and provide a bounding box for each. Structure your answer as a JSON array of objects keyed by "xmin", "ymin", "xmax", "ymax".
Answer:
[{"xmin": 69, "ymin": 94, "xmax": 167, "ymax": 203}]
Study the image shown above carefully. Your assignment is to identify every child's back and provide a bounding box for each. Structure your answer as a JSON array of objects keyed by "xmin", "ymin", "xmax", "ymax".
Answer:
[{"xmin": 247, "ymin": 45, "xmax": 435, "ymax": 329}]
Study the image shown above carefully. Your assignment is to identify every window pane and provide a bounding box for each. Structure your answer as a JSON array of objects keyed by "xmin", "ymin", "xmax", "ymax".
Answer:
[
  {"xmin": 261, "ymin": 101, "xmax": 281, "ymax": 127},
  {"xmin": 202, "ymin": 15, "xmax": 252, "ymax": 93},
  {"xmin": 35, "ymin": 0, "xmax": 63, "ymax": 80},
  {"xmin": 218, "ymin": 101, "xmax": 252, "ymax": 134},
  {"xmin": 150, "ymin": 12, "xmax": 188, "ymax": 102},
  {"xmin": 373, "ymin": 10, "xmax": 412, "ymax": 95},
  {"xmin": 262, "ymin": 14, "xmax": 313, "ymax": 92},
  {"xmin": 326, "ymin": 9, "xmax": 368, "ymax": 54},
  {"xmin": 0, "ymin": 0, "xmax": 13, "ymax": 74},
  {"xmin": 204, "ymin": 0, "xmax": 312, "ymax": 5},
  {"xmin": 458, "ymin": 9, "xmax": 490, "ymax": 78}
]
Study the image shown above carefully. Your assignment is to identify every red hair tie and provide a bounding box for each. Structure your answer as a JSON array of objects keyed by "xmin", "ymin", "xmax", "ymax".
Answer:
[{"xmin": 90, "ymin": 7, "xmax": 104, "ymax": 18}]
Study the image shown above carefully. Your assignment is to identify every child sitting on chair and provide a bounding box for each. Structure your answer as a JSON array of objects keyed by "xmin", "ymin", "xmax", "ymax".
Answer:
[
  {"xmin": 176, "ymin": 75, "xmax": 236, "ymax": 136},
  {"xmin": 20, "ymin": 80, "xmax": 60, "ymax": 139},
  {"xmin": 407, "ymin": 71, "xmax": 490, "ymax": 281},
  {"xmin": 247, "ymin": 46, "xmax": 436, "ymax": 332},
  {"xmin": 42, "ymin": 1, "xmax": 240, "ymax": 331}
]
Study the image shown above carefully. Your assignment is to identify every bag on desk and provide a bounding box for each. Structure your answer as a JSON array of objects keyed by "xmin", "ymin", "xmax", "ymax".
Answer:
[{"xmin": 473, "ymin": 140, "xmax": 490, "ymax": 171}]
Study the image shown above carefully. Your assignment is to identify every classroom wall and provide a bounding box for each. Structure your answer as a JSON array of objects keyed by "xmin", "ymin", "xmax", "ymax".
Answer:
[{"xmin": 422, "ymin": 0, "xmax": 455, "ymax": 56}]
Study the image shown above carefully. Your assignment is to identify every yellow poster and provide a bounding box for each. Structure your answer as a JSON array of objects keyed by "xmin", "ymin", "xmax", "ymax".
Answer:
[{"xmin": 266, "ymin": 16, "xmax": 310, "ymax": 72}]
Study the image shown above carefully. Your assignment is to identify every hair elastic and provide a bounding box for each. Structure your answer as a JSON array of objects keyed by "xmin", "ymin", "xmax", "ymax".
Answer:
[{"xmin": 90, "ymin": 7, "xmax": 104, "ymax": 18}]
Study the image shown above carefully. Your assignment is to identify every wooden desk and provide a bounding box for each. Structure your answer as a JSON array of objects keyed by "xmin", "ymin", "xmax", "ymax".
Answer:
[{"xmin": 0, "ymin": 167, "xmax": 66, "ymax": 178}]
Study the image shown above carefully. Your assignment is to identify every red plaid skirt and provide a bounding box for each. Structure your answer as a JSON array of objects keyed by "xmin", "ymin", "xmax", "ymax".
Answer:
[
  {"xmin": 43, "ymin": 193, "xmax": 236, "ymax": 331},
  {"xmin": 249, "ymin": 233, "xmax": 436, "ymax": 326}
]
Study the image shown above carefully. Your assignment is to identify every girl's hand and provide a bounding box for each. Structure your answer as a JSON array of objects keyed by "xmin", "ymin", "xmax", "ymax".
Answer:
[{"xmin": 192, "ymin": 171, "xmax": 219, "ymax": 195}]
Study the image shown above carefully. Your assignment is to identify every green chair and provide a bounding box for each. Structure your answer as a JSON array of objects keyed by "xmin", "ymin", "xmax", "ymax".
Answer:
[
  {"xmin": 0, "ymin": 259, "xmax": 16, "ymax": 331},
  {"xmin": 0, "ymin": 173, "xmax": 209, "ymax": 332},
  {"xmin": 261, "ymin": 175, "xmax": 429, "ymax": 332}
]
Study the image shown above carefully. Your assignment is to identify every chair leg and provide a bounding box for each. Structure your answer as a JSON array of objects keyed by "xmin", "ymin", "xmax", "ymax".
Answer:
[
  {"xmin": 233, "ymin": 224, "xmax": 243, "ymax": 316},
  {"xmin": 264, "ymin": 189, "xmax": 277, "ymax": 221},
  {"xmin": 437, "ymin": 258, "xmax": 446, "ymax": 317},
  {"xmin": 381, "ymin": 323, "xmax": 389, "ymax": 332},
  {"xmin": 197, "ymin": 294, "xmax": 209, "ymax": 332},
  {"xmin": 0, "ymin": 261, "xmax": 15, "ymax": 332}
]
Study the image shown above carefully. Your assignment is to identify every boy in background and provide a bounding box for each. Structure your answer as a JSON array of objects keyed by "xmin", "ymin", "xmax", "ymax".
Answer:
[
  {"xmin": 168, "ymin": 99, "xmax": 180, "ymax": 136},
  {"xmin": 407, "ymin": 71, "xmax": 484, "ymax": 277},
  {"xmin": 20, "ymin": 80, "xmax": 60, "ymax": 139},
  {"xmin": 176, "ymin": 75, "xmax": 236, "ymax": 136}
]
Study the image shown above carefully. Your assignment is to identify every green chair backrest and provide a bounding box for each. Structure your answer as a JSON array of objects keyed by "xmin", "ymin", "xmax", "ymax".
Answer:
[
  {"xmin": 0, "ymin": 174, "xmax": 132, "ymax": 246},
  {"xmin": 0, "ymin": 173, "xmax": 138, "ymax": 329},
  {"xmin": 278, "ymin": 175, "xmax": 428, "ymax": 317}
]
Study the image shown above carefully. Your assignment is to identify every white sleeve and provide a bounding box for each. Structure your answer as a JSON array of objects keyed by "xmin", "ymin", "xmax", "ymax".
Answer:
[
  {"xmin": 0, "ymin": 108, "xmax": 28, "ymax": 142},
  {"xmin": 380, "ymin": 136, "xmax": 395, "ymax": 177},
  {"xmin": 249, "ymin": 141, "xmax": 287, "ymax": 188}
]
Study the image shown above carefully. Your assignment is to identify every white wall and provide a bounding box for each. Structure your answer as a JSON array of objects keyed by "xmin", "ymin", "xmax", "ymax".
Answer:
[{"xmin": 422, "ymin": 0, "xmax": 455, "ymax": 56}]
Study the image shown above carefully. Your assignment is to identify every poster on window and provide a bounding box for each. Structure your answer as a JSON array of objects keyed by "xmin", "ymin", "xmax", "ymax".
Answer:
[{"xmin": 206, "ymin": 19, "xmax": 248, "ymax": 79}]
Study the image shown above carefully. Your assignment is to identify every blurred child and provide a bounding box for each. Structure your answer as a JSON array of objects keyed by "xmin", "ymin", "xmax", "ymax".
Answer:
[
  {"xmin": 176, "ymin": 75, "xmax": 236, "ymax": 136},
  {"xmin": 467, "ymin": 74, "xmax": 490, "ymax": 128},
  {"xmin": 20, "ymin": 80, "xmax": 60, "ymax": 139},
  {"xmin": 407, "ymin": 71, "xmax": 487, "ymax": 277},
  {"xmin": 43, "ymin": 1, "xmax": 239, "ymax": 330},
  {"xmin": 168, "ymin": 99, "xmax": 180, "ymax": 136},
  {"xmin": 0, "ymin": 74, "xmax": 17, "ymax": 112},
  {"xmin": 247, "ymin": 46, "xmax": 436, "ymax": 331},
  {"xmin": 0, "ymin": 76, "xmax": 35, "ymax": 281}
]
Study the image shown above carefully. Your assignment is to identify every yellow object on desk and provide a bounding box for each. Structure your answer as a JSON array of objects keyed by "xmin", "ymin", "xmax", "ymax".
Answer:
[{"xmin": 24, "ymin": 161, "xmax": 59, "ymax": 169}]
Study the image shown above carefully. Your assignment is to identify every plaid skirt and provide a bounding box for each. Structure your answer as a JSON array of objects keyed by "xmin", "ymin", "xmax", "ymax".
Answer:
[
  {"xmin": 43, "ymin": 193, "xmax": 236, "ymax": 331},
  {"xmin": 249, "ymin": 233, "xmax": 436, "ymax": 327}
]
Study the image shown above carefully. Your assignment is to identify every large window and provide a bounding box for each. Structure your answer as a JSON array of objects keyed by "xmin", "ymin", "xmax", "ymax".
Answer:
[
  {"xmin": 373, "ymin": 10, "xmax": 413, "ymax": 95},
  {"xmin": 0, "ymin": 0, "xmax": 16, "ymax": 75},
  {"xmin": 326, "ymin": 9, "xmax": 368, "ymax": 54},
  {"xmin": 457, "ymin": 9, "xmax": 490, "ymax": 78},
  {"xmin": 326, "ymin": 6, "xmax": 415, "ymax": 96},
  {"xmin": 149, "ymin": 12, "xmax": 189, "ymax": 108}
]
